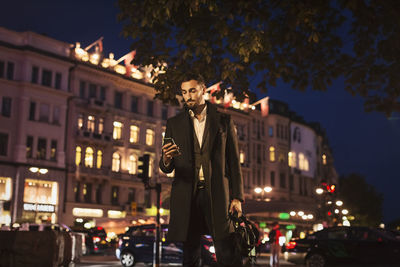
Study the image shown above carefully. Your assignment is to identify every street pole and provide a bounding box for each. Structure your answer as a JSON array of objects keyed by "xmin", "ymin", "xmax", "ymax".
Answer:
[{"xmin": 155, "ymin": 183, "xmax": 161, "ymax": 267}]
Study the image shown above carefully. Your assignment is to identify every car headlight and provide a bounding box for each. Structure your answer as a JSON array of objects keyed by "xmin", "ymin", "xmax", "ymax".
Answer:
[{"xmin": 209, "ymin": 246, "xmax": 215, "ymax": 254}]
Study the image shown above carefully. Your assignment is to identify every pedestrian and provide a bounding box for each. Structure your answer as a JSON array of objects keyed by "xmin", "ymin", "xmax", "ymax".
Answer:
[
  {"xmin": 159, "ymin": 73, "xmax": 244, "ymax": 267},
  {"xmin": 269, "ymin": 222, "xmax": 282, "ymax": 267}
]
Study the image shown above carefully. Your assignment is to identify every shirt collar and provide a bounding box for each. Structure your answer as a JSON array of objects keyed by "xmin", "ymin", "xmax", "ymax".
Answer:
[{"xmin": 188, "ymin": 105, "xmax": 207, "ymax": 121}]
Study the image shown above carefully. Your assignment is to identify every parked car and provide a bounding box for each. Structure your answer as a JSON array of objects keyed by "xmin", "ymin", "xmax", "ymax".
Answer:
[
  {"xmin": 116, "ymin": 224, "xmax": 217, "ymax": 266},
  {"xmin": 284, "ymin": 226, "xmax": 400, "ymax": 267},
  {"xmin": 72, "ymin": 226, "xmax": 109, "ymax": 254}
]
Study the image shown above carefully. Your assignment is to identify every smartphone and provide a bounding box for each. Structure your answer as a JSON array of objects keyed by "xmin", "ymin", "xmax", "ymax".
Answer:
[{"xmin": 163, "ymin": 137, "xmax": 176, "ymax": 146}]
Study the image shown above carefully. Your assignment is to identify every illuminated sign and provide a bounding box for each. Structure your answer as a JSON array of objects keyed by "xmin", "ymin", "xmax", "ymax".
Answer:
[
  {"xmin": 72, "ymin": 208, "xmax": 103, "ymax": 218},
  {"xmin": 279, "ymin": 213, "xmax": 290, "ymax": 220},
  {"xmin": 286, "ymin": 224, "xmax": 296, "ymax": 230},
  {"xmin": 23, "ymin": 203, "xmax": 55, "ymax": 212},
  {"xmin": 259, "ymin": 222, "xmax": 266, "ymax": 228}
]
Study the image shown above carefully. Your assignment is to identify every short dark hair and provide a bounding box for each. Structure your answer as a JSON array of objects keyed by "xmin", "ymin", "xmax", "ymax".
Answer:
[{"xmin": 181, "ymin": 72, "xmax": 206, "ymax": 86}]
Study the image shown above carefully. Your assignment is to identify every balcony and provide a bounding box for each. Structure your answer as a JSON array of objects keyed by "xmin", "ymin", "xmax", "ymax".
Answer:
[{"xmin": 76, "ymin": 129, "xmax": 112, "ymax": 143}]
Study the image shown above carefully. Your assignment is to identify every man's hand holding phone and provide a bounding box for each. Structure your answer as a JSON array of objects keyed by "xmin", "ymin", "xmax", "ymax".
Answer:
[{"xmin": 162, "ymin": 137, "xmax": 181, "ymax": 166}]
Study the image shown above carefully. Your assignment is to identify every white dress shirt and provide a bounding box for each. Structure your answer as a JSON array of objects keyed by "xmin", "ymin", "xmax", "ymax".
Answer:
[{"xmin": 189, "ymin": 105, "xmax": 207, "ymax": 181}]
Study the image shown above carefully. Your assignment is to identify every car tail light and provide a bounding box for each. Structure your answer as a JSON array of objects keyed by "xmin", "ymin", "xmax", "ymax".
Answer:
[
  {"xmin": 93, "ymin": 236, "xmax": 101, "ymax": 243},
  {"xmin": 286, "ymin": 241, "xmax": 297, "ymax": 250}
]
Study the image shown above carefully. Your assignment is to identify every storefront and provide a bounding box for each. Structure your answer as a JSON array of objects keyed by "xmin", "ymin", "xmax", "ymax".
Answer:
[
  {"xmin": 0, "ymin": 177, "xmax": 12, "ymax": 226},
  {"xmin": 21, "ymin": 178, "xmax": 59, "ymax": 223}
]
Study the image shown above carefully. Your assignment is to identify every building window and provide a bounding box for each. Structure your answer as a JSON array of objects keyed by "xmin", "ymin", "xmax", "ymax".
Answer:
[
  {"xmin": 147, "ymin": 100, "xmax": 153, "ymax": 117},
  {"xmin": 128, "ymin": 188, "xmax": 136, "ymax": 203},
  {"xmin": 95, "ymin": 184, "xmax": 102, "ymax": 204},
  {"xmin": 31, "ymin": 66, "xmax": 39, "ymax": 84},
  {"xmin": 53, "ymin": 107, "xmax": 60, "ymax": 124},
  {"xmin": 146, "ymin": 129, "xmax": 154, "ymax": 146},
  {"xmin": 1, "ymin": 97, "xmax": 12, "ymax": 117},
  {"xmin": 0, "ymin": 133, "xmax": 9, "ymax": 156},
  {"xmin": 29, "ymin": 102, "xmax": 36, "ymax": 121},
  {"xmin": 269, "ymin": 146, "xmax": 275, "ymax": 162},
  {"xmin": 112, "ymin": 152, "xmax": 121, "ymax": 172},
  {"xmin": 41, "ymin": 69, "xmax": 52, "ymax": 87},
  {"xmin": 39, "ymin": 103, "xmax": 50, "ymax": 122},
  {"xmin": 6, "ymin": 62, "xmax": 14, "ymax": 80},
  {"xmin": 100, "ymin": 86, "xmax": 106, "ymax": 101},
  {"xmin": 162, "ymin": 106, "xmax": 168, "ymax": 120},
  {"xmin": 23, "ymin": 179, "xmax": 58, "ymax": 205},
  {"xmin": 288, "ymin": 152, "xmax": 296, "ymax": 167},
  {"xmin": 149, "ymin": 155, "xmax": 154, "ymax": 177},
  {"xmin": 96, "ymin": 150, "xmax": 102, "ymax": 169},
  {"xmin": 37, "ymin": 138, "xmax": 46, "ymax": 159},
  {"xmin": 79, "ymin": 81, "xmax": 86, "ymax": 98},
  {"xmin": 113, "ymin": 121, "xmax": 123, "ymax": 140},
  {"xmin": 270, "ymin": 171, "xmax": 275, "ymax": 187},
  {"xmin": 75, "ymin": 146, "xmax": 82, "ymax": 166},
  {"xmin": 98, "ymin": 118, "xmax": 104, "ymax": 134},
  {"xmin": 74, "ymin": 181, "xmax": 80, "ymax": 202},
  {"xmin": 83, "ymin": 183, "xmax": 92, "ymax": 203},
  {"xmin": 131, "ymin": 95, "xmax": 138, "ymax": 113},
  {"xmin": 130, "ymin": 125, "xmax": 139, "ymax": 143},
  {"xmin": 280, "ymin": 173, "xmax": 286, "ymax": 188},
  {"xmin": 128, "ymin": 154, "xmax": 138, "ymax": 174},
  {"xmin": 26, "ymin": 136, "xmax": 33, "ymax": 158},
  {"xmin": 111, "ymin": 186, "xmax": 119, "ymax": 205},
  {"xmin": 87, "ymin": 115, "xmax": 95, "ymax": 132},
  {"xmin": 276, "ymin": 124, "xmax": 280, "ymax": 138},
  {"xmin": 50, "ymin": 140, "xmax": 57, "ymax": 161},
  {"xmin": 77, "ymin": 114, "xmax": 84, "ymax": 129},
  {"xmin": 114, "ymin": 91, "xmax": 123, "ymax": 109},
  {"xmin": 322, "ymin": 154, "xmax": 327, "ymax": 165},
  {"xmin": 269, "ymin": 126, "xmax": 274, "ymax": 137},
  {"xmin": 289, "ymin": 175, "xmax": 294, "ymax": 191},
  {"xmin": 239, "ymin": 149, "xmax": 245, "ymax": 164},
  {"xmin": 85, "ymin": 147, "xmax": 94, "ymax": 168},
  {"xmin": 89, "ymin": 83, "xmax": 97, "ymax": 98},
  {"xmin": 55, "ymin": 72, "xmax": 62, "ymax": 89}
]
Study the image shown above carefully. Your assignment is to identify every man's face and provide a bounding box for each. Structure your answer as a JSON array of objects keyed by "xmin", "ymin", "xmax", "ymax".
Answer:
[{"xmin": 180, "ymin": 79, "xmax": 206, "ymax": 108}]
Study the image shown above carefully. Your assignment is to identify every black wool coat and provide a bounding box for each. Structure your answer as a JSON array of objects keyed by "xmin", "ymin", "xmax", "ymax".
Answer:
[{"xmin": 159, "ymin": 102, "xmax": 244, "ymax": 242}]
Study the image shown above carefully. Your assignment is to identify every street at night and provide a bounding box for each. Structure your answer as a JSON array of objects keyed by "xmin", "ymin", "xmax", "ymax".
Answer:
[{"xmin": 1, "ymin": 1, "xmax": 400, "ymax": 266}]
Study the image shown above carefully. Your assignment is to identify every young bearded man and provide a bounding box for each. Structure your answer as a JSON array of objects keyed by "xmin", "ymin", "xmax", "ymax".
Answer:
[{"xmin": 159, "ymin": 74, "xmax": 244, "ymax": 267}]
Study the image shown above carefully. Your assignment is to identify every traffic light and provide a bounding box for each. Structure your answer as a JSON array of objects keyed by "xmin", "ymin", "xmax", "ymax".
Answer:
[{"xmin": 138, "ymin": 154, "xmax": 150, "ymax": 183}]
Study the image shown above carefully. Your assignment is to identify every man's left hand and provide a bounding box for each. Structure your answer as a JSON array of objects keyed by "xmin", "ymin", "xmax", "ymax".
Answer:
[{"xmin": 229, "ymin": 199, "xmax": 242, "ymax": 217}]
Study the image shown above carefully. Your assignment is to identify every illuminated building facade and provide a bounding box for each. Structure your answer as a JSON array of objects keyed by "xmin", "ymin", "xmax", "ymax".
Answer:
[{"xmin": 0, "ymin": 27, "xmax": 338, "ymax": 237}]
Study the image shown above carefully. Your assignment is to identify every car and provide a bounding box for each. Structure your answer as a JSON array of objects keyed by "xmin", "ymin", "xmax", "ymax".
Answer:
[
  {"xmin": 71, "ymin": 226, "xmax": 109, "ymax": 254},
  {"xmin": 116, "ymin": 224, "xmax": 217, "ymax": 266},
  {"xmin": 284, "ymin": 226, "xmax": 400, "ymax": 267}
]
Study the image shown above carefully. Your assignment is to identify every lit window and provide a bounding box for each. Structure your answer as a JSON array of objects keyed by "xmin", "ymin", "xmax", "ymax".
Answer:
[
  {"xmin": 77, "ymin": 114, "xmax": 84, "ymax": 129},
  {"xmin": 87, "ymin": 115, "xmax": 95, "ymax": 132},
  {"xmin": 130, "ymin": 125, "xmax": 139, "ymax": 143},
  {"xmin": 288, "ymin": 151, "xmax": 296, "ymax": 167},
  {"xmin": 322, "ymin": 154, "xmax": 327, "ymax": 165},
  {"xmin": 98, "ymin": 118, "xmax": 104, "ymax": 134},
  {"xmin": 85, "ymin": 147, "xmax": 94, "ymax": 168},
  {"xmin": 304, "ymin": 158, "xmax": 309, "ymax": 171},
  {"xmin": 128, "ymin": 154, "xmax": 138, "ymax": 174},
  {"xmin": 239, "ymin": 150, "xmax": 245, "ymax": 164},
  {"xmin": 75, "ymin": 146, "xmax": 82, "ymax": 166},
  {"xmin": 299, "ymin": 153, "xmax": 305, "ymax": 170},
  {"xmin": 149, "ymin": 155, "xmax": 154, "ymax": 177},
  {"xmin": 146, "ymin": 129, "xmax": 155, "ymax": 146},
  {"xmin": 113, "ymin": 121, "xmax": 123, "ymax": 140},
  {"xmin": 112, "ymin": 152, "xmax": 121, "ymax": 172},
  {"xmin": 269, "ymin": 146, "xmax": 276, "ymax": 162},
  {"xmin": 96, "ymin": 150, "xmax": 102, "ymax": 169},
  {"xmin": 23, "ymin": 179, "xmax": 58, "ymax": 205}
]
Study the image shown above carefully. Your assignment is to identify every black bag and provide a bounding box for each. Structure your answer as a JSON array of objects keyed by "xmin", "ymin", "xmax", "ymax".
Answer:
[{"xmin": 229, "ymin": 213, "xmax": 260, "ymax": 257}]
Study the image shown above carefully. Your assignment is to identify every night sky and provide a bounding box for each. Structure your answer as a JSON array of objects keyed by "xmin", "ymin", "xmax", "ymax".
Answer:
[{"xmin": 1, "ymin": 0, "xmax": 399, "ymax": 223}]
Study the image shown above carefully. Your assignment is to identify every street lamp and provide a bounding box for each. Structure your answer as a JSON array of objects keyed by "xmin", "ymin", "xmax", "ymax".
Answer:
[
  {"xmin": 254, "ymin": 186, "xmax": 273, "ymax": 201},
  {"xmin": 335, "ymin": 200, "xmax": 343, "ymax": 206}
]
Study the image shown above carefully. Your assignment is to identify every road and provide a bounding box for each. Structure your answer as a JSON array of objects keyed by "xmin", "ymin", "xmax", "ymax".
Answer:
[{"xmin": 74, "ymin": 253, "xmax": 301, "ymax": 267}]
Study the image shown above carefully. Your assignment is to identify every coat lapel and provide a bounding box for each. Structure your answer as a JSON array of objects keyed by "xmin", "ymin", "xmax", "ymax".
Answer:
[
  {"xmin": 206, "ymin": 102, "xmax": 220, "ymax": 151},
  {"xmin": 178, "ymin": 109, "xmax": 194, "ymax": 163}
]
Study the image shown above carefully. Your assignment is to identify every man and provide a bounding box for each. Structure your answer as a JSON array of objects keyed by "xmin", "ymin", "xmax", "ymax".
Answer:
[
  {"xmin": 269, "ymin": 222, "xmax": 283, "ymax": 267},
  {"xmin": 159, "ymin": 74, "xmax": 244, "ymax": 267}
]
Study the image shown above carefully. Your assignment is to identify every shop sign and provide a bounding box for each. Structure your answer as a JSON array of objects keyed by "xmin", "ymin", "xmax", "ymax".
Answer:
[
  {"xmin": 72, "ymin": 207, "xmax": 103, "ymax": 218},
  {"xmin": 23, "ymin": 203, "xmax": 55, "ymax": 212}
]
